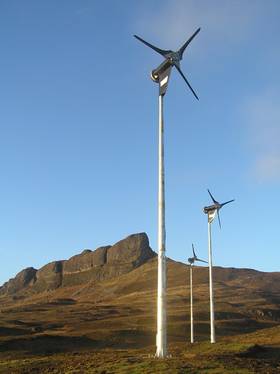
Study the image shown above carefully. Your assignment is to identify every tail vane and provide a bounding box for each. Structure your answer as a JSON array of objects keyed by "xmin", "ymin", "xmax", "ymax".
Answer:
[{"xmin": 217, "ymin": 210, "xmax": 222, "ymax": 229}]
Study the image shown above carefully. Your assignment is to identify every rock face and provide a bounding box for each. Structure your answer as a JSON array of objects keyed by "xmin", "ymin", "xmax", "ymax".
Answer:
[
  {"xmin": 107, "ymin": 233, "xmax": 152, "ymax": 266},
  {"xmin": 63, "ymin": 246, "xmax": 110, "ymax": 274},
  {"xmin": 0, "ymin": 267, "xmax": 37, "ymax": 295},
  {"xmin": 0, "ymin": 233, "xmax": 155, "ymax": 296},
  {"xmin": 33, "ymin": 261, "xmax": 64, "ymax": 292},
  {"xmin": 62, "ymin": 233, "xmax": 155, "ymax": 287}
]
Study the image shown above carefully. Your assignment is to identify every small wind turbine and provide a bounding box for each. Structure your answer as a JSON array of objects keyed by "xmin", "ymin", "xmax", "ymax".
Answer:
[
  {"xmin": 203, "ymin": 189, "xmax": 234, "ymax": 343},
  {"xmin": 134, "ymin": 29, "xmax": 200, "ymax": 358},
  {"xmin": 188, "ymin": 244, "xmax": 207, "ymax": 344},
  {"xmin": 134, "ymin": 28, "xmax": 200, "ymax": 98}
]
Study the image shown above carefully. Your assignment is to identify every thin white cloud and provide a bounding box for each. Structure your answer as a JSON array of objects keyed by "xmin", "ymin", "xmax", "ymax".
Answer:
[
  {"xmin": 134, "ymin": 0, "xmax": 262, "ymax": 52},
  {"xmin": 255, "ymin": 155, "xmax": 280, "ymax": 181},
  {"xmin": 245, "ymin": 91, "xmax": 280, "ymax": 182}
]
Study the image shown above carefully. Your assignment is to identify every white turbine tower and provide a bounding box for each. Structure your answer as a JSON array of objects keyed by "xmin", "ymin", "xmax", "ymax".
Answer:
[
  {"xmin": 188, "ymin": 244, "xmax": 207, "ymax": 344},
  {"xmin": 203, "ymin": 189, "xmax": 234, "ymax": 343},
  {"xmin": 134, "ymin": 28, "xmax": 201, "ymax": 357}
]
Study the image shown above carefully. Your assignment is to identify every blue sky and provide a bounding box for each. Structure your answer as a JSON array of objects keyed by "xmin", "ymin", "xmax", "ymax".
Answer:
[{"xmin": 0, "ymin": 0, "xmax": 279, "ymax": 285}]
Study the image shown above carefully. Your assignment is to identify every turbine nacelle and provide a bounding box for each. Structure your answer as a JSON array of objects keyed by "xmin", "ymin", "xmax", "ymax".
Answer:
[
  {"xmin": 203, "ymin": 189, "xmax": 234, "ymax": 228},
  {"xmin": 150, "ymin": 59, "xmax": 172, "ymax": 82},
  {"xmin": 188, "ymin": 256, "xmax": 195, "ymax": 264},
  {"xmin": 188, "ymin": 244, "xmax": 208, "ymax": 265},
  {"xmin": 203, "ymin": 205, "xmax": 218, "ymax": 214}
]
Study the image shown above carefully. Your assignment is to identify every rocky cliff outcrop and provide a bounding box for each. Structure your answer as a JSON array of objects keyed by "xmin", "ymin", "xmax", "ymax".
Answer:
[
  {"xmin": 0, "ymin": 233, "xmax": 155, "ymax": 296},
  {"xmin": 33, "ymin": 261, "xmax": 64, "ymax": 292},
  {"xmin": 107, "ymin": 233, "xmax": 152, "ymax": 266},
  {"xmin": 63, "ymin": 246, "xmax": 110, "ymax": 273},
  {"xmin": 0, "ymin": 267, "xmax": 37, "ymax": 295}
]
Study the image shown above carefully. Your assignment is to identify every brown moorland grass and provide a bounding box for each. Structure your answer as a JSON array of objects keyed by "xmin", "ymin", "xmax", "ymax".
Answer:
[{"xmin": 0, "ymin": 258, "xmax": 280, "ymax": 372}]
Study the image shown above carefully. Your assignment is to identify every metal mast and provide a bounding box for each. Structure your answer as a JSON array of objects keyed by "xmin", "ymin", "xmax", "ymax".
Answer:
[
  {"xmin": 156, "ymin": 92, "xmax": 167, "ymax": 357},
  {"xmin": 207, "ymin": 218, "xmax": 215, "ymax": 343},
  {"xmin": 203, "ymin": 190, "xmax": 234, "ymax": 343},
  {"xmin": 188, "ymin": 243, "xmax": 207, "ymax": 344},
  {"xmin": 190, "ymin": 264, "xmax": 194, "ymax": 344},
  {"xmin": 134, "ymin": 28, "xmax": 200, "ymax": 358}
]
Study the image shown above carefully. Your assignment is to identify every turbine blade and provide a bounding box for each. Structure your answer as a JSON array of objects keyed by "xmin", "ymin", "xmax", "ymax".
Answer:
[
  {"xmin": 175, "ymin": 65, "xmax": 199, "ymax": 100},
  {"xmin": 134, "ymin": 35, "xmax": 170, "ymax": 57},
  {"xmin": 217, "ymin": 209, "xmax": 222, "ymax": 229},
  {"xmin": 196, "ymin": 258, "xmax": 208, "ymax": 264},
  {"xmin": 221, "ymin": 199, "xmax": 235, "ymax": 207},
  {"xmin": 207, "ymin": 189, "xmax": 218, "ymax": 204},
  {"xmin": 178, "ymin": 28, "xmax": 201, "ymax": 58},
  {"xmin": 192, "ymin": 243, "xmax": 196, "ymax": 257}
]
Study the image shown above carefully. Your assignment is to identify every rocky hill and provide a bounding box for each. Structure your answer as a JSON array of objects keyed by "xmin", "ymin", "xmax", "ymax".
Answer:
[
  {"xmin": 0, "ymin": 233, "xmax": 155, "ymax": 296},
  {"xmin": 0, "ymin": 232, "xmax": 280, "ymax": 357}
]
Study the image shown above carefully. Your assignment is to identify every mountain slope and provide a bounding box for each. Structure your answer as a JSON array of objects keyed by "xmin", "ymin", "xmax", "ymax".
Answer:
[{"xmin": 0, "ymin": 233, "xmax": 280, "ymax": 355}]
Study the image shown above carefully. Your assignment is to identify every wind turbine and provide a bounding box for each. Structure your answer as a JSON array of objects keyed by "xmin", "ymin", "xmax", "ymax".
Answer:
[
  {"xmin": 203, "ymin": 189, "xmax": 234, "ymax": 343},
  {"xmin": 134, "ymin": 28, "xmax": 200, "ymax": 358},
  {"xmin": 188, "ymin": 244, "xmax": 207, "ymax": 344}
]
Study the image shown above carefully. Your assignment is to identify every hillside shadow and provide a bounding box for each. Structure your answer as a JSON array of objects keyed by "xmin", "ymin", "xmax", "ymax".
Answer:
[
  {"xmin": 238, "ymin": 344, "xmax": 280, "ymax": 360},
  {"xmin": 0, "ymin": 330, "xmax": 156, "ymax": 355},
  {"xmin": 0, "ymin": 335, "xmax": 98, "ymax": 355}
]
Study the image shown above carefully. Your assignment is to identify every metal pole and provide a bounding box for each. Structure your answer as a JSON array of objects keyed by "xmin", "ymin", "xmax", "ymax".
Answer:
[
  {"xmin": 190, "ymin": 264, "xmax": 194, "ymax": 344},
  {"xmin": 156, "ymin": 94, "xmax": 167, "ymax": 358},
  {"xmin": 208, "ymin": 221, "xmax": 216, "ymax": 343}
]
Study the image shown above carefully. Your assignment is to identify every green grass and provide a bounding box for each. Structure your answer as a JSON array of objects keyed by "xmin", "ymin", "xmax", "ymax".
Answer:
[{"xmin": 0, "ymin": 339, "xmax": 279, "ymax": 374}]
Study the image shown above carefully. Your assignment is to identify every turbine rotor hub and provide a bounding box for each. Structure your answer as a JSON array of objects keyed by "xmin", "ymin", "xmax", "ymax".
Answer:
[{"xmin": 169, "ymin": 52, "xmax": 180, "ymax": 65}]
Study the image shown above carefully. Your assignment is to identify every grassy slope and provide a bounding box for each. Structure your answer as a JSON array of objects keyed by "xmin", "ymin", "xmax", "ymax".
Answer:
[{"xmin": 0, "ymin": 258, "xmax": 280, "ymax": 372}]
